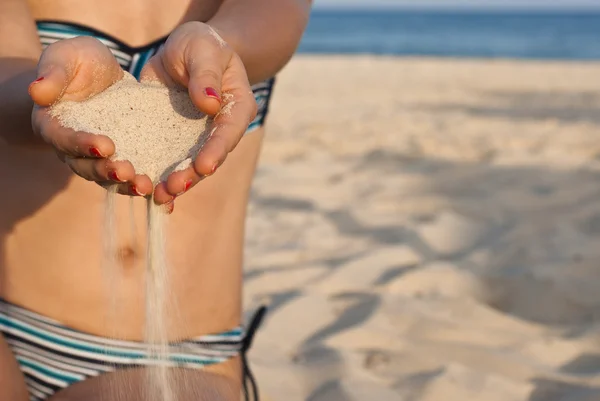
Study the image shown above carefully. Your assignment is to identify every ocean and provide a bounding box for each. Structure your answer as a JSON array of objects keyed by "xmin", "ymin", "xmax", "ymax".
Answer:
[{"xmin": 297, "ymin": 9, "xmax": 600, "ymax": 60}]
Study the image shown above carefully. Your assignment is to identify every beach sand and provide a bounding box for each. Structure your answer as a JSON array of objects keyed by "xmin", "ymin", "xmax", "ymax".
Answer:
[{"xmin": 243, "ymin": 56, "xmax": 600, "ymax": 401}]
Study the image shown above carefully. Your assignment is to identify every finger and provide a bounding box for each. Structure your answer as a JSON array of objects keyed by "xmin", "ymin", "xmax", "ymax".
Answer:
[
  {"xmin": 153, "ymin": 182, "xmax": 174, "ymax": 205},
  {"xmin": 164, "ymin": 201, "xmax": 175, "ymax": 215},
  {"xmin": 34, "ymin": 107, "xmax": 116, "ymax": 158},
  {"xmin": 193, "ymin": 88, "xmax": 257, "ymax": 176},
  {"xmin": 153, "ymin": 184, "xmax": 171, "ymax": 205},
  {"xmin": 163, "ymin": 168, "xmax": 206, "ymax": 198},
  {"xmin": 130, "ymin": 174, "xmax": 154, "ymax": 196},
  {"xmin": 193, "ymin": 131, "xmax": 227, "ymax": 177},
  {"xmin": 185, "ymin": 38, "xmax": 228, "ymax": 116},
  {"xmin": 140, "ymin": 26, "xmax": 229, "ymax": 116},
  {"xmin": 29, "ymin": 36, "xmax": 123, "ymax": 106},
  {"xmin": 110, "ymin": 174, "xmax": 154, "ymax": 196},
  {"xmin": 150, "ymin": 183, "xmax": 174, "ymax": 213},
  {"xmin": 64, "ymin": 158, "xmax": 135, "ymax": 183}
]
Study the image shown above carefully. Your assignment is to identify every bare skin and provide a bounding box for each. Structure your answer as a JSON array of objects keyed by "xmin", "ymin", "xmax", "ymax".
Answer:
[
  {"xmin": 48, "ymin": 368, "xmax": 240, "ymax": 401},
  {"xmin": 0, "ymin": 0, "xmax": 311, "ymax": 399}
]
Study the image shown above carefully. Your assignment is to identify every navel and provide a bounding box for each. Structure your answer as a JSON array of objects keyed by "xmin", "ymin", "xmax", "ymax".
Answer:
[{"xmin": 117, "ymin": 245, "xmax": 138, "ymax": 269}]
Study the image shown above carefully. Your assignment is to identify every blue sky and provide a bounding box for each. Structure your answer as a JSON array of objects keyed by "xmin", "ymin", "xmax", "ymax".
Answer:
[{"xmin": 314, "ymin": 0, "xmax": 600, "ymax": 10}]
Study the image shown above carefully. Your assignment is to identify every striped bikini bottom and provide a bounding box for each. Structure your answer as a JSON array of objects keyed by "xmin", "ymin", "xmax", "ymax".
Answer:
[
  {"xmin": 0, "ymin": 298, "xmax": 266, "ymax": 401},
  {"xmin": 36, "ymin": 20, "xmax": 275, "ymax": 133}
]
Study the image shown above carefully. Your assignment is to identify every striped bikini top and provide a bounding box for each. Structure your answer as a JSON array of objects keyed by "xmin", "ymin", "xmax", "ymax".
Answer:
[
  {"xmin": 37, "ymin": 20, "xmax": 166, "ymax": 79},
  {"xmin": 36, "ymin": 20, "xmax": 275, "ymax": 132}
]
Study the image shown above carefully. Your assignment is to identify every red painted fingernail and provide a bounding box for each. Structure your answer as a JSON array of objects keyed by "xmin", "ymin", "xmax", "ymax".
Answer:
[
  {"xmin": 130, "ymin": 184, "xmax": 144, "ymax": 196},
  {"xmin": 89, "ymin": 147, "xmax": 104, "ymax": 157},
  {"xmin": 28, "ymin": 77, "xmax": 45, "ymax": 95},
  {"xmin": 210, "ymin": 159, "xmax": 225, "ymax": 175},
  {"xmin": 165, "ymin": 202, "xmax": 175, "ymax": 214},
  {"xmin": 108, "ymin": 171, "xmax": 122, "ymax": 182},
  {"xmin": 204, "ymin": 87, "xmax": 221, "ymax": 101},
  {"xmin": 176, "ymin": 180, "xmax": 193, "ymax": 196}
]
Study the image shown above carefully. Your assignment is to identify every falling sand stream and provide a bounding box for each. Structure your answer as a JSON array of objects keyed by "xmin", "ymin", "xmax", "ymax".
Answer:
[{"xmin": 51, "ymin": 72, "xmax": 213, "ymax": 400}]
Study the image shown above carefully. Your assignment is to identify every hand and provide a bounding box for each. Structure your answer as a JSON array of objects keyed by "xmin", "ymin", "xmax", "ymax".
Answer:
[
  {"xmin": 140, "ymin": 22, "xmax": 258, "ymax": 207},
  {"xmin": 29, "ymin": 36, "xmax": 153, "ymax": 197}
]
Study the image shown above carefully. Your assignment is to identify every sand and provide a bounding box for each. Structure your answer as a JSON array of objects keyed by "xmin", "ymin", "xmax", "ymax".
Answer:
[
  {"xmin": 243, "ymin": 56, "xmax": 600, "ymax": 401},
  {"xmin": 50, "ymin": 72, "xmax": 211, "ymax": 183},
  {"xmin": 51, "ymin": 73, "xmax": 213, "ymax": 401},
  {"xmin": 145, "ymin": 199, "xmax": 173, "ymax": 401}
]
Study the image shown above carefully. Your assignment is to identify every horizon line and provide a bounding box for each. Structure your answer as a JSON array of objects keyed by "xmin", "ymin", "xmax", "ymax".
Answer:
[{"xmin": 313, "ymin": 4, "xmax": 600, "ymax": 11}]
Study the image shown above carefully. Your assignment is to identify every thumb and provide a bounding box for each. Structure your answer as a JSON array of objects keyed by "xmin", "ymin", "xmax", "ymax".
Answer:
[
  {"xmin": 184, "ymin": 40, "xmax": 227, "ymax": 116},
  {"xmin": 29, "ymin": 36, "xmax": 123, "ymax": 107}
]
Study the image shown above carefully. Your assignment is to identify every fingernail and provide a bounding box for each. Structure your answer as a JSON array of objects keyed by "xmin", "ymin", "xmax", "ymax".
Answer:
[
  {"xmin": 211, "ymin": 159, "xmax": 225, "ymax": 175},
  {"xmin": 130, "ymin": 184, "xmax": 144, "ymax": 196},
  {"xmin": 204, "ymin": 87, "xmax": 221, "ymax": 101},
  {"xmin": 108, "ymin": 171, "xmax": 123, "ymax": 182},
  {"xmin": 165, "ymin": 201, "xmax": 175, "ymax": 214},
  {"xmin": 28, "ymin": 77, "xmax": 45, "ymax": 95},
  {"xmin": 176, "ymin": 180, "xmax": 193, "ymax": 196},
  {"xmin": 89, "ymin": 147, "xmax": 104, "ymax": 157},
  {"xmin": 207, "ymin": 162, "xmax": 220, "ymax": 176}
]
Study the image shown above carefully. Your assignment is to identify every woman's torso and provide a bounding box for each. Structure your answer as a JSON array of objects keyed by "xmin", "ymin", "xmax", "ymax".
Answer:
[{"xmin": 0, "ymin": 0, "xmax": 264, "ymax": 340}]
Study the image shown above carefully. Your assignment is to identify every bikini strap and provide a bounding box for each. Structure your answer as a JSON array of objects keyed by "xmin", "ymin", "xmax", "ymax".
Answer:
[{"xmin": 241, "ymin": 305, "xmax": 268, "ymax": 401}]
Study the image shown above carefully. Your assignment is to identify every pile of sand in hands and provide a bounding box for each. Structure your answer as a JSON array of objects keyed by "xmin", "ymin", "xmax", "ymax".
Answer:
[
  {"xmin": 51, "ymin": 71, "xmax": 212, "ymax": 184},
  {"xmin": 51, "ymin": 71, "xmax": 213, "ymax": 401}
]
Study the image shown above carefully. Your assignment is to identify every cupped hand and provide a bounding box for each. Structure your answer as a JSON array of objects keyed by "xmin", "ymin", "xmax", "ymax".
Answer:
[
  {"xmin": 29, "ymin": 36, "xmax": 153, "ymax": 197},
  {"xmin": 139, "ymin": 22, "xmax": 258, "ymax": 207}
]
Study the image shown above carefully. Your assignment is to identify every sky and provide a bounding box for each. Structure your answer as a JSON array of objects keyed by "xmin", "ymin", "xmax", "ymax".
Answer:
[{"xmin": 314, "ymin": 0, "xmax": 600, "ymax": 10}]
